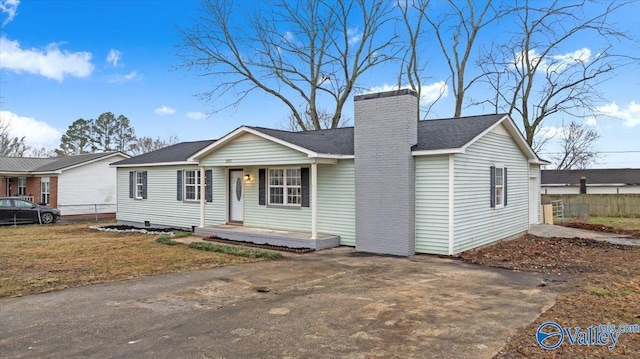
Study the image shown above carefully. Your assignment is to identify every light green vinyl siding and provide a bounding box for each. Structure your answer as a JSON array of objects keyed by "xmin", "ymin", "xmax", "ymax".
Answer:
[
  {"xmin": 415, "ymin": 155, "xmax": 450, "ymax": 254},
  {"xmin": 241, "ymin": 166, "xmax": 312, "ymax": 231},
  {"xmin": 117, "ymin": 166, "xmax": 203, "ymax": 229},
  {"xmin": 317, "ymin": 160, "xmax": 356, "ymax": 246},
  {"xmin": 453, "ymin": 132, "xmax": 529, "ymax": 253},
  {"xmin": 199, "ymin": 136, "xmax": 312, "ymax": 167},
  {"xmin": 204, "ymin": 167, "xmax": 227, "ymax": 225}
]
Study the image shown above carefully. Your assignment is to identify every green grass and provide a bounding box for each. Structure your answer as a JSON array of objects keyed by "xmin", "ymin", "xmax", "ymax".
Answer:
[
  {"xmin": 173, "ymin": 231, "xmax": 193, "ymax": 238},
  {"xmin": 588, "ymin": 217, "xmax": 640, "ymax": 230},
  {"xmin": 590, "ymin": 287, "xmax": 615, "ymax": 297},
  {"xmin": 156, "ymin": 236, "xmax": 179, "ymax": 246},
  {"xmin": 188, "ymin": 242, "xmax": 283, "ymax": 260}
]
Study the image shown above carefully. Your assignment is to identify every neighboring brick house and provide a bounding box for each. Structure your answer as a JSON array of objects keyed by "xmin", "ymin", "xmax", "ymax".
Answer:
[
  {"xmin": 0, "ymin": 152, "xmax": 129, "ymax": 215},
  {"xmin": 113, "ymin": 90, "xmax": 548, "ymax": 256}
]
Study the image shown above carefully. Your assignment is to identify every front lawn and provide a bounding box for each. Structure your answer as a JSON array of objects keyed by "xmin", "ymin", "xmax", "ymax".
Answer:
[
  {"xmin": 460, "ymin": 234, "xmax": 640, "ymax": 358},
  {"xmin": 588, "ymin": 216, "xmax": 640, "ymax": 230},
  {"xmin": 0, "ymin": 222, "xmax": 263, "ymax": 298}
]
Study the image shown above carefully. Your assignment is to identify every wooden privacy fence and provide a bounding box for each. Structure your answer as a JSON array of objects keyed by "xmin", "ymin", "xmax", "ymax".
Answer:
[{"xmin": 541, "ymin": 194, "xmax": 640, "ymax": 218}]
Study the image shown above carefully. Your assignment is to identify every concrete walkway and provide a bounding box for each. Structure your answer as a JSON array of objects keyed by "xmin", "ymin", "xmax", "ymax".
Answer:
[{"xmin": 529, "ymin": 224, "xmax": 639, "ymax": 246}]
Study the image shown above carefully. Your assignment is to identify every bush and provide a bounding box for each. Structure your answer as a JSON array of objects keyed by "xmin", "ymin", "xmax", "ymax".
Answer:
[
  {"xmin": 156, "ymin": 236, "xmax": 179, "ymax": 246},
  {"xmin": 188, "ymin": 242, "xmax": 283, "ymax": 259}
]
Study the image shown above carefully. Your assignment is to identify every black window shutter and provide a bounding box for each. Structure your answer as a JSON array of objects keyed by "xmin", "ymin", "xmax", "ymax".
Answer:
[
  {"xmin": 301, "ymin": 167, "xmax": 310, "ymax": 207},
  {"xmin": 503, "ymin": 167, "xmax": 508, "ymax": 206},
  {"xmin": 142, "ymin": 171, "xmax": 148, "ymax": 199},
  {"xmin": 129, "ymin": 171, "xmax": 134, "ymax": 199},
  {"xmin": 176, "ymin": 170, "xmax": 183, "ymax": 201},
  {"xmin": 258, "ymin": 168, "xmax": 266, "ymax": 205},
  {"xmin": 205, "ymin": 169, "xmax": 213, "ymax": 202},
  {"xmin": 490, "ymin": 166, "xmax": 496, "ymax": 208}
]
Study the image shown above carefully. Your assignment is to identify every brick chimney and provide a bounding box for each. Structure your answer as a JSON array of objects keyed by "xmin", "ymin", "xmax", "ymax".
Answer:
[{"xmin": 354, "ymin": 89, "xmax": 418, "ymax": 256}]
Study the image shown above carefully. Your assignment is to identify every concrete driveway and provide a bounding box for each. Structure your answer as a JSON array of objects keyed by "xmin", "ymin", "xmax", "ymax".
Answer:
[{"xmin": 1, "ymin": 247, "xmax": 555, "ymax": 359}]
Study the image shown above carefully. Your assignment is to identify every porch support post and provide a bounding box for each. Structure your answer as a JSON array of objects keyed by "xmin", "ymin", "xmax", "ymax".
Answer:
[
  {"xmin": 199, "ymin": 166, "xmax": 205, "ymax": 228},
  {"xmin": 311, "ymin": 162, "xmax": 318, "ymax": 240}
]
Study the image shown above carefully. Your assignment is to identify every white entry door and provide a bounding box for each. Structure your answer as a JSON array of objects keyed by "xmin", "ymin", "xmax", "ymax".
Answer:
[
  {"xmin": 229, "ymin": 170, "xmax": 244, "ymax": 223},
  {"xmin": 529, "ymin": 177, "xmax": 538, "ymax": 224}
]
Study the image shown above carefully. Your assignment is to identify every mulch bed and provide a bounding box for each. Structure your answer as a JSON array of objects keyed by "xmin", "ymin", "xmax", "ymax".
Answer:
[
  {"xmin": 203, "ymin": 236, "xmax": 315, "ymax": 253},
  {"xmin": 459, "ymin": 234, "xmax": 640, "ymax": 358},
  {"xmin": 561, "ymin": 221, "xmax": 640, "ymax": 238}
]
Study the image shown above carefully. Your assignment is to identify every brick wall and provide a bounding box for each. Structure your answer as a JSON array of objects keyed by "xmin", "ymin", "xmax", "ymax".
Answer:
[
  {"xmin": 354, "ymin": 89, "xmax": 418, "ymax": 256},
  {"xmin": 0, "ymin": 177, "xmax": 6, "ymax": 196},
  {"xmin": 50, "ymin": 177, "xmax": 59, "ymax": 207},
  {"xmin": 26, "ymin": 177, "xmax": 41, "ymax": 201}
]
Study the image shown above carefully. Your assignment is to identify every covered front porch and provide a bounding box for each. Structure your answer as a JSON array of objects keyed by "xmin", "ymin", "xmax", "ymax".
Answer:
[{"xmin": 195, "ymin": 224, "xmax": 341, "ymax": 250}]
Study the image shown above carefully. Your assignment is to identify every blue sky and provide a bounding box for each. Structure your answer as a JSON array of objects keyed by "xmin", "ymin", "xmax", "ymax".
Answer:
[{"xmin": 1, "ymin": 0, "xmax": 638, "ymax": 168}]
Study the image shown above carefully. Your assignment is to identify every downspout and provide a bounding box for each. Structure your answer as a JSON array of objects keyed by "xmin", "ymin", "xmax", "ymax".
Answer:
[
  {"xmin": 199, "ymin": 166, "xmax": 205, "ymax": 228},
  {"xmin": 448, "ymin": 154, "xmax": 454, "ymax": 255},
  {"xmin": 311, "ymin": 162, "xmax": 318, "ymax": 240}
]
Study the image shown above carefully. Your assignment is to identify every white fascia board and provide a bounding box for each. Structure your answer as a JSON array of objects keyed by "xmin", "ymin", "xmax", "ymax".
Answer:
[
  {"xmin": 412, "ymin": 148, "xmax": 465, "ymax": 156},
  {"xmin": 57, "ymin": 152, "xmax": 131, "ymax": 172},
  {"xmin": 529, "ymin": 159, "xmax": 552, "ymax": 165},
  {"xmin": 189, "ymin": 126, "xmax": 318, "ymax": 161},
  {"xmin": 30, "ymin": 171, "xmax": 62, "ymax": 175},
  {"xmin": 113, "ymin": 161, "xmax": 197, "ymax": 168},
  {"xmin": 312, "ymin": 154, "xmax": 355, "ymax": 159}
]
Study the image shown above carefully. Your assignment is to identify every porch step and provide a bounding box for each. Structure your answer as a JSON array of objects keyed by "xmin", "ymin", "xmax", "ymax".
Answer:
[{"xmin": 194, "ymin": 226, "xmax": 340, "ymax": 250}]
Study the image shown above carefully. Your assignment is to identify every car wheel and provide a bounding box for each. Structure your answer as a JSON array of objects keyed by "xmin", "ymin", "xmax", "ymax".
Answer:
[{"xmin": 41, "ymin": 212, "xmax": 54, "ymax": 224}]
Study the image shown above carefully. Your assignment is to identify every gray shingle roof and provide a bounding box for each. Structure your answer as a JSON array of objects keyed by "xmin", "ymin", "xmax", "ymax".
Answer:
[
  {"xmin": 0, "ymin": 152, "xmax": 123, "ymax": 173},
  {"xmin": 112, "ymin": 140, "xmax": 216, "ymax": 166},
  {"xmin": 248, "ymin": 126, "xmax": 355, "ymax": 155},
  {"xmin": 112, "ymin": 114, "xmax": 511, "ymax": 165},
  {"xmin": 0, "ymin": 157, "xmax": 57, "ymax": 172},
  {"xmin": 542, "ymin": 169, "xmax": 640, "ymax": 185},
  {"xmin": 33, "ymin": 152, "xmax": 124, "ymax": 171},
  {"xmin": 413, "ymin": 114, "xmax": 506, "ymax": 151}
]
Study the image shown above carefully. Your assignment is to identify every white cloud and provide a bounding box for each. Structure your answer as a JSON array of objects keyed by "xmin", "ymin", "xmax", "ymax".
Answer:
[
  {"xmin": 0, "ymin": 36, "xmax": 94, "ymax": 81},
  {"xmin": 585, "ymin": 116, "xmax": 597, "ymax": 126},
  {"xmin": 597, "ymin": 101, "xmax": 640, "ymax": 127},
  {"xmin": 283, "ymin": 31, "xmax": 294, "ymax": 42},
  {"xmin": 369, "ymin": 81, "xmax": 448, "ymax": 104},
  {"xmin": 107, "ymin": 71, "xmax": 141, "ymax": 84},
  {"xmin": 0, "ymin": 110, "xmax": 62, "ymax": 149},
  {"xmin": 106, "ymin": 49, "xmax": 120, "ymax": 66},
  {"xmin": 515, "ymin": 48, "xmax": 592, "ymax": 74},
  {"xmin": 347, "ymin": 27, "xmax": 362, "ymax": 45},
  {"xmin": 154, "ymin": 106, "xmax": 176, "ymax": 115},
  {"xmin": 0, "ymin": 0, "xmax": 19, "ymax": 26},
  {"xmin": 186, "ymin": 111, "xmax": 207, "ymax": 120},
  {"xmin": 536, "ymin": 125, "xmax": 562, "ymax": 139}
]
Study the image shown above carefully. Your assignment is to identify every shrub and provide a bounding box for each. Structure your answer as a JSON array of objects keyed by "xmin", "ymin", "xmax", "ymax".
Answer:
[{"xmin": 188, "ymin": 242, "xmax": 282, "ymax": 259}]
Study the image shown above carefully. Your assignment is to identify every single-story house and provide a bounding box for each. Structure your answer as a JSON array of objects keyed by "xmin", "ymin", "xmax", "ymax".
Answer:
[
  {"xmin": 113, "ymin": 90, "xmax": 547, "ymax": 256},
  {"xmin": 541, "ymin": 169, "xmax": 640, "ymax": 194},
  {"xmin": 0, "ymin": 152, "xmax": 129, "ymax": 216}
]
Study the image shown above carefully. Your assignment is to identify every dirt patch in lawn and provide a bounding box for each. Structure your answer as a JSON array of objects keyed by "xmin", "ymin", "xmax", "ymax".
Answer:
[
  {"xmin": 0, "ymin": 222, "xmax": 262, "ymax": 298},
  {"xmin": 561, "ymin": 221, "xmax": 640, "ymax": 238},
  {"xmin": 460, "ymin": 234, "xmax": 640, "ymax": 358}
]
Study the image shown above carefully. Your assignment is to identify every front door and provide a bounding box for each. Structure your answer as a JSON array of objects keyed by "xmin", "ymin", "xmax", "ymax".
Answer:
[{"xmin": 229, "ymin": 169, "xmax": 244, "ymax": 223}]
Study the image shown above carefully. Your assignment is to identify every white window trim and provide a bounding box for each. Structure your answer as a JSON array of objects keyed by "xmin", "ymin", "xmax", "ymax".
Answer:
[
  {"xmin": 18, "ymin": 177, "xmax": 27, "ymax": 196},
  {"xmin": 183, "ymin": 169, "xmax": 201, "ymax": 202},
  {"xmin": 494, "ymin": 165, "xmax": 505, "ymax": 208},
  {"xmin": 135, "ymin": 171, "xmax": 144, "ymax": 200},
  {"xmin": 41, "ymin": 177, "xmax": 50, "ymax": 204},
  {"xmin": 267, "ymin": 167, "xmax": 302, "ymax": 207}
]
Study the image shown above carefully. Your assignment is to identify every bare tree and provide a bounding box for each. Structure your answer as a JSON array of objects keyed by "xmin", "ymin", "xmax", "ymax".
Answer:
[
  {"xmin": 478, "ymin": 0, "xmax": 636, "ymax": 149},
  {"xmin": 130, "ymin": 134, "xmax": 180, "ymax": 156},
  {"xmin": 551, "ymin": 121, "xmax": 600, "ymax": 169},
  {"xmin": 0, "ymin": 118, "xmax": 30, "ymax": 156},
  {"xmin": 421, "ymin": 0, "xmax": 508, "ymax": 118},
  {"xmin": 30, "ymin": 147, "xmax": 57, "ymax": 158},
  {"xmin": 179, "ymin": 0, "xmax": 399, "ymax": 130},
  {"xmin": 280, "ymin": 108, "xmax": 350, "ymax": 131}
]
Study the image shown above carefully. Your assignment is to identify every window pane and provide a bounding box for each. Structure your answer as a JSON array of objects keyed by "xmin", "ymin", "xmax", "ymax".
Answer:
[
  {"xmin": 496, "ymin": 187, "xmax": 503, "ymax": 206},
  {"xmin": 495, "ymin": 168, "xmax": 503, "ymax": 186},
  {"xmin": 270, "ymin": 187, "xmax": 284, "ymax": 204},
  {"xmin": 287, "ymin": 187, "xmax": 301, "ymax": 204},
  {"xmin": 286, "ymin": 168, "xmax": 301, "ymax": 186},
  {"xmin": 269, "ymin": 169, "xmax": 283, "ymax": 186}
]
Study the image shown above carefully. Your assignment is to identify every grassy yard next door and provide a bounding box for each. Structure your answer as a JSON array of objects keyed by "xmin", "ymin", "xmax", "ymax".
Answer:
[{"xmin": 0, "ymin": 223, "xmax": 264, "ymax": 298}]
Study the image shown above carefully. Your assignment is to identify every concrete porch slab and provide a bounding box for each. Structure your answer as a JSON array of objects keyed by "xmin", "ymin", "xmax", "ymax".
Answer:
[{"xmin": 195, "ymin": 225, "xmax": 341, "ymax": 250}]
